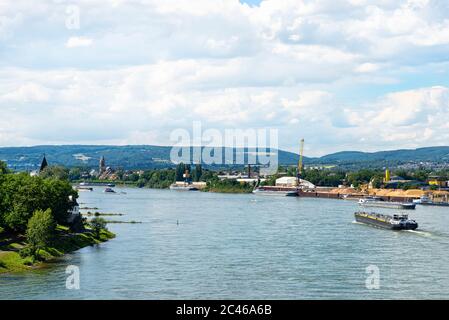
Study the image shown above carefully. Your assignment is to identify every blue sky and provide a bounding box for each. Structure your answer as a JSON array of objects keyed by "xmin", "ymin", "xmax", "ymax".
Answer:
[
  {"xmin": 240, "ymin": 0, "xmax": 262, "ymax": 6},
  {"xmin": 1, "ymin": 0, "xmax": 449, "ymax": 156}
]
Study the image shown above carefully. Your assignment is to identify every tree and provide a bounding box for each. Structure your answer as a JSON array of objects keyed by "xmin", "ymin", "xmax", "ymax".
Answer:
[
  {"xmin": 68, "ymin": 167, "xmax": 82, "ymax": 181},
  {"xmin": 3, "ymin": 173, "xmax": 47, "ymax": 231},
  {"xmin": 346, "ymin": 169, "xmax": 383, "ymax": 188},
  {"xmin": 300, "ymin": 169, "xmax": 345, "ymax": 187},
  {"xmin": 26, "ymin": 209, "xmax": 56, "ymax": 258},
  {"xmin": 394, "ymin": 169, "xmax": 412, "ymax": 180},
  {"xmin": 286, "ymin": 166, "xmax": 297, "ymax": 177},
  {"xmin": 89, "ymin": 217, "xmax": 107, "ymax": 237},
  {"xmin": 0, "ymin": 163, "xmax": 7, "ymax": 228},
  {"xmin": 261, "ymin": 173, "xmax": 281, "ymax": 186},
  {"xmin": 128, "ymin": 173, "xmax": 140, "ymax": 182},
  {"xmin": 0, "ymin": 173, "xmax": 77, "ymax": 232},
  {"xmin": 175, "ymin": 163, "xmax": 186, "ymax": 181},
  {"xmin": 0, "ymin": 161, "xmax": 8, "ymax": 174},
  {"xmin": 414, "ymin": 169, "xmax": 430, "ymax": 182},
  {"xmin": 42, "ymin": 178, "xmax": 78, "ymax": 225},
  {"xmin": 192, "ymin": 164, "xmax": 203, "ymax": 182},
  {"xmin": 39, "ymin": 166, "xmax": 69, "ymax": 180},
  {"xmin": 184, "ymin": 164, "xmax": 191, "ymax": 180}
]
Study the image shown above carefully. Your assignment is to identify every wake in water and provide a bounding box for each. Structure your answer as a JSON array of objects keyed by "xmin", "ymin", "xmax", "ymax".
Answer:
[
  {"xmin": 403, "ymin": 229, "xmax": 433, "ymax": 237},
  {"xmin": 352, "ymin": 220, "xmax": 434, "ymax": 237}
]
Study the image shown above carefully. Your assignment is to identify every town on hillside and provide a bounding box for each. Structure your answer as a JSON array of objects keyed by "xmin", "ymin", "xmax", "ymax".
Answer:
[{"xmin": 33, "ymin": 148, "xmax": 449, "ymax": 205}]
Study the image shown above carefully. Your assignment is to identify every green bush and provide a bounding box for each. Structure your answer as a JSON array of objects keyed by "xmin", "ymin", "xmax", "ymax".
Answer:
[
  {"xmin": 26, "ymin": 209, "xmax": 56, "ymax": 259},
  {"xmin": 19, "ymin": 246, "xmax": 34, "ymax": 259},
  {"xmin": 89, "ymin": 217, "xmax": 107, "ymax": 238},
  {"xmin": 0, "ymin": 172, "xmax": 77, "ymax": 232}
]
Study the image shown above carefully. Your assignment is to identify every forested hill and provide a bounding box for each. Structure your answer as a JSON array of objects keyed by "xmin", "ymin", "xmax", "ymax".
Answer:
[
  {"xmin": 1, "ymin": 145, "xmax": 448, "ymax": 170},
  {"xmin": 0, "ymin": 145, "xmax": 301, "ymax": 170},
  {"xmin": 315, "ymin": 146, "xmax": 449, "ymax": 164}
]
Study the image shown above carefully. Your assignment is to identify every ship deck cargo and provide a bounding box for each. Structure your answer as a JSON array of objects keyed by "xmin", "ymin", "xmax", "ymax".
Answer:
[{"xmin": 354, "ymin": 211, "xmax": 418, "ymax": 230}]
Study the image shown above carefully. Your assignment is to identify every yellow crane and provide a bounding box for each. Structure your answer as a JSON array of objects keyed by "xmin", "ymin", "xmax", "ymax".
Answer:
[{"xmin": 297, "ymin": 138, "xmax": 305, "ymax": 181}]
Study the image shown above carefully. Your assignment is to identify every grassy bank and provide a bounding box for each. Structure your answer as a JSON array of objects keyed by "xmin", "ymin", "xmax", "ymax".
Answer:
[{"xmin": 0, "ymin": 226, "xmax": 115, "ymax": 274}]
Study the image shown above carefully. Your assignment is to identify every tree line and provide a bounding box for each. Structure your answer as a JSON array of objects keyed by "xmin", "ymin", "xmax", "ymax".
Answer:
[
  {"xmin": 0, "ymin": 163, "xmax": 77, "ymax": 232},
  {"xmin": 30, "ymin": 161, "xmax": 448, "ymax": 192},
  {"xmin": 0, "ymin": 161, "xmax": 80, "ymax": 260}
]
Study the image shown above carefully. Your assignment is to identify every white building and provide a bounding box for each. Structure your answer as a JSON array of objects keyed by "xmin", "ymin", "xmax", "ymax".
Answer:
[{"xmin": 67, "ymin": 195, "xmax": 80, "ymax": 223}]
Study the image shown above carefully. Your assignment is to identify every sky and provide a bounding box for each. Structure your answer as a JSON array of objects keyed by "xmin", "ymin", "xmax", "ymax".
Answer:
[{"xmin": 1, "ymin": 0, "xmax": 449, "ymax": 156}]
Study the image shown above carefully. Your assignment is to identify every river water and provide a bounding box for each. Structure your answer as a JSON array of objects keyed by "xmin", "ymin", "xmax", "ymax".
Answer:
[{"xmin": 1, "ymin": 187, "xmax": 449, "ymax": 299}]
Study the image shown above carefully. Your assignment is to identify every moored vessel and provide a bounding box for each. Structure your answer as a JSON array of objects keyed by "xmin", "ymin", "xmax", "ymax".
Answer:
[
  {"xmin": 169, "ymin": 168, "xmax": 199, "ymax": 191},
  {"xmin": 80, "ymin": 182, "xmax": 116, "ymax": 187},
  {"xmin": 358, "ymin": 197, "xmax": 416, "ymax": 209},
  {"xmin": 252, "ymin": 186, "xmax": 298, "ymax": 196},
  {"xmin": 413, "ymin": 195, "xmax": 449, "ymax": 207},
  {"xmin": 76, "ymin": 186, "xmax": 93, "ymax": 192},
  {"xmin": 169, "ymin": 183, "xmax": 198, "ymax": 191},
  {"xmin": 354, "ymin": 211, "xmax": 418, "ymax": 230}
]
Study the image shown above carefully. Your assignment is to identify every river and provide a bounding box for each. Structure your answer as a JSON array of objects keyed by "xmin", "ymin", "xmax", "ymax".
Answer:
[{"xmin": 1, "ymin": 187, "xmax": 449, "ymax": 299}]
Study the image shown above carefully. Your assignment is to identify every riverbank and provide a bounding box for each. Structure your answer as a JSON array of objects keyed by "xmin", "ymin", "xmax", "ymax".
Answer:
[
  {"xmin": 74, "ymin": 178, "xmax": 449, "ymax": 199},
  {"xmin": 75, "ymin": 179, "xmax": 255, "ymax": 194},
  {"xmin": 0, "ymin": 226, "xmax": 115, "ymax": 274}
]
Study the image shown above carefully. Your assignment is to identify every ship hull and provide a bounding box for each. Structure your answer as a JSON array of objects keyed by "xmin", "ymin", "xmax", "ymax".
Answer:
[
  {"xmin": 355, "ymin": 214, "xmax": 418, "ymax": 230},
  {"xmin": 415, "ymin": 202, "xmax": 449, "ymax": 207},
  {"xmin": 355, "ymin": 215, "xmax": 394, "ymax": 229},
  {"xmin": 359, "ymin": 202, "xmax": 416, "ymax": 210},
  {"xmin": 76, "ymin": 187, "xmax": 93, "ymax": 192},
  {"xmin": 169, "ymin": 185, "xmax": 198, "ymax": 191},
  {"xmin": 252, "ymin": 188, "xmax": 298, "ymax": 196}
]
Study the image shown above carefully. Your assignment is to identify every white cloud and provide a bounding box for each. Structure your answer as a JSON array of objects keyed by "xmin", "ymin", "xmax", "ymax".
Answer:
[
  {"xmin": 0, "ymin": 0, "xmax": 449, "ymax": 155},
  {"xmin": 1, "ymin": 82, "xmax": 50, "ymax": 103},
  {"xmin": 65, "ymin": 36, "xmax": 93, "ymax": 48},
  {"xmin": 355, "ymin": 62, "xmax": 381, "ymax": 73},
  {"xmin": 342, "ymin": 86, "xmax": 449, "ymax": 150}
]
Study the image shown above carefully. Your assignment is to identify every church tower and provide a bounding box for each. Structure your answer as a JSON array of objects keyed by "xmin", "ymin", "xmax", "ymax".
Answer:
[
  {"xmin": 39, "ymin": 154, "xmax": 48, "ymax": 172},
  {"xmin": 99, "ymin": 156, "xmax": 106, "ymax": 174}
]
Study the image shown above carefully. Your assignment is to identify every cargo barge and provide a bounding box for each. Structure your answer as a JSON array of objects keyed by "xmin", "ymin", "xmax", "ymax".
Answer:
[
  {"xmin": 79, "ymin": 182, "xmax": 116, "ymax": 187},
  {"xmin": 354, "ymin": 212, "xmax": 418, "ymax": 230},
  {"xmin": 413, "ymin": 195, "xmax": 449, "ymax": 207},
  {"xmin": 169, "ymin": 184, "xmax": 198, "ymax": 191},
  {"xmin": 75, "ymin": 186, "xmax": 93, "ymax": 192},
  {"xmin": 358, "ymin": 197, "xmax": 416, "ymax": 210},
  {"xmin": 252, "ymin": 186, "xmax": 298, "ymax": 196}
]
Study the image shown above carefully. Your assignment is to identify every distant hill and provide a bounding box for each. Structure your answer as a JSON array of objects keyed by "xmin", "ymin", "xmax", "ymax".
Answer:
[
  {"xmin": 315, "ymin": 147, "xmax": 449, "ymax": 164},
  {"xmin": 0, "ymin": 145, "xmax": 301, "ymax": 170},
  {"xmin": 1, "ymin": 145, "xmax": 448, "ymax": 170}
]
